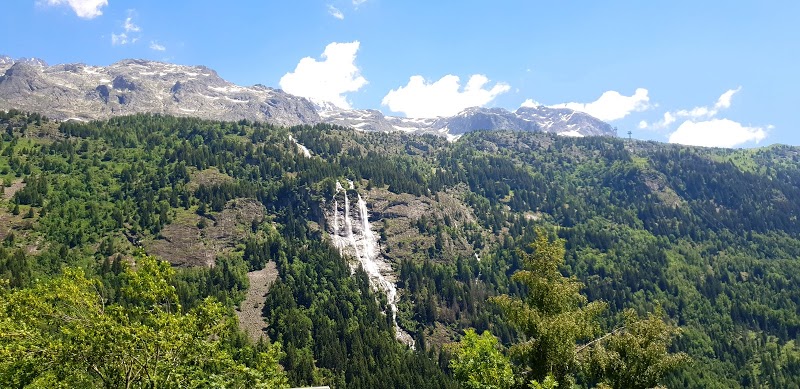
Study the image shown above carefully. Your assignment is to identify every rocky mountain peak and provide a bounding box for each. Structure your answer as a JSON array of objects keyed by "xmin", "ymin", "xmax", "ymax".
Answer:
[
  {"xmin": 0, "ymin": 55, "xmax": 14, "ymax": 67},
  {"xmin": 0, "ymin": 57, "xmax": 320, "ymax": 125},
  {"xmin": 17, "ymin": 57, "xmax": 48, "ymax": 67},
  {"xmin": 515, "ymin": 105, "xmax": 615, "ymax": 136}
]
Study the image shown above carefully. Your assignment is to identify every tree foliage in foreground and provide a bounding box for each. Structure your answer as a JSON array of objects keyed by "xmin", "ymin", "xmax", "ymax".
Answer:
[
  {"xmin": 584, "ymin": 307, "xmax": 690, "ymax": 389},
  {"xmin": 0, "ymin": 255, "xmax": 288, "ymax": 389},
  {"xmin": 491, "ymin": 229, "xmax": 606, "ymax": 386},
  {"xmin": 449, "ymin": 329, "xmax": 515, "ymax": 389},
  {"xmin": 490, "ymin": 229, "xmax": 686, "ymax": 388}
]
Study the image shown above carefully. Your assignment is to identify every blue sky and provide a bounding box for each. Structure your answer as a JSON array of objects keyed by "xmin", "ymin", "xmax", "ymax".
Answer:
[{"xmin": 1, "ymin": 1, "xmax": 798, "ymax": 147}]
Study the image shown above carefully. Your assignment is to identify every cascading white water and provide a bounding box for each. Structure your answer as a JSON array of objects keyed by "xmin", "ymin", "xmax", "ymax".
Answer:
[
  {"xmin": 343, "ymin": 188, "xmax": 361, "ymax": 260},
  {"xmin": 333, "ymin": 199, "xmax": 340, "ymax": 235},
  {"xmin": 288, "ymin": 134, "xmax": 312, "ymax": 158},
  {"xmin": 328, "ymin": 182, "xmax": 414, "ymax": 347}
]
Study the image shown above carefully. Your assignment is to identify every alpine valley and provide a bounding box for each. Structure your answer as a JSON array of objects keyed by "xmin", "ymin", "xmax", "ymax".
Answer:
[{"xmin": 1, "ymin": 58, "xmax": 799, "ymax": 389}]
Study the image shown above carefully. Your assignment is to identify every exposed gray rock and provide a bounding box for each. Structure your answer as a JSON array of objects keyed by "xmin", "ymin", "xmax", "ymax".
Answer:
[
  {"xmin": 0, "ymin": 56, "xmax": 615, "ymax": 138},
  {"xmin": 0, "ymin": 57, "xmax": 320, "ymax": 126},
  {"xmin": 516, "ymin": 105, "xmax": 614, "ymax": 136},
  {"xmin": 319, "ymin": 104, "xmax": 616, "ymax": 139},
  {"xmin": 432, "ymin": 107, "xmax": 540, "ymax": 135},
  {"xmin": 0, "ymin": 56, "xmax": 13, "ymax": 68}
]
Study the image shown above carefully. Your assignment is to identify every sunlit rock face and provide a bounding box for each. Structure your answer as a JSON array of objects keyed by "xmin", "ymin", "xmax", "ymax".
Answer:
[{"xmin": 0, "ymin": 58, "xmax": 320, "ymax": 126}]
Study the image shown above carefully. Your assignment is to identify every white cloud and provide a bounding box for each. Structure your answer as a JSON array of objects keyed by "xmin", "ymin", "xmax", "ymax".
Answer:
[
  {"xmin": 653, "ymin": 111, "xmax": 677, "ymax": 129},
  {"xmin": 45, "ymin": 0, "xmax": 108, "ymax": 19},
  {"xmin": 676, "ymin": 106, "xmax": 711, "ymax": 118},
  {"xmin": 279, "ymin": 41, "xmax": 367, "ymax": 109},
  {"xmin": 111, "ymin": 33, "xmax": 127, "ymax": 46},
  {"xmin": 639, "ymin": 86, "xmax": 770, "ymax": 147},
  {"xmin": 382, "ymin": 74, "xmax": 510, "ymax": 118},
  {"xmin": 548, "ymin": 88, "xmax": 651, "ymax": 122},
  {"xmin": 638, "ymin": 120, "xmax": 648, "ymax": 129},
  {"xmin": 353, "ymin": 0, "xmax": 367, "ymax": 6},
  {"xmin": 648, "ymin": 87, "xmax": 741, "ymax": 129},
  {"xmin": 668, "ymin": 119, "xmax": 767, "ymax": 148},
  {"xmin": 714, "ymin": 86, "xmax": 741, "ymax": 110},
  {"xmin": 664, "ymin": 111, "xmax": 676, "ymax": 126},
  {"xmin": 327, "ymin": 5, "xmax": 344, "ymax": 19},
  {"xmin": 123, "ymin": 16, "xmax": 140, "ymax": 32},
  {"xmin": 149, "ymin": 41, "xmax": 166, "ymax": 51},
  {"xmin": 109, "ymin": 10, "xmax": 143, "ymax": 46},
  {"xmin": 520, "ymin": 99, "xmax": 541, "ymax": 108}
]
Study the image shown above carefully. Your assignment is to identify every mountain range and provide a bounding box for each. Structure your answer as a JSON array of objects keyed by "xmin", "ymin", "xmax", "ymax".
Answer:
[{"xmin": 0, "ymin": 56, "xmax": 615, "ymax": 138}]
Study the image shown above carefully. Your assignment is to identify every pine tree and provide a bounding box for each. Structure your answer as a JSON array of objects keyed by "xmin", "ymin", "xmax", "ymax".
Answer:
[{"xmin": 491, "ymin": 228, "xmax": 606, "ymax": 386}]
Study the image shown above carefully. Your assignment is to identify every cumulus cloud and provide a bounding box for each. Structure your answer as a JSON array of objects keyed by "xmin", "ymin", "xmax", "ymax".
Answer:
[
  {"xmin": 45, "ymin": 0, "xmax": 108, "ymax": 19},
  {"xmin": 646, "ymin": 86, "xmax": 771, "ymax": 148},
  {"xmin": 668, "ymin": 119, "xmax": 767, "ymax": 148},
  {"xmin": 149, "ymin": 41, "xmax": 166, "ymax": 51},
  {"xmin": 382, "ymin": 74, "xmax": 510, "ymax": 118},
  {"xmin": 648, "ymin": 87, "xmax": 741, "ymax": 129},
  {"xmin": 715, "ymin": 87, "xmax": 741, "ymax": 110},
  {"xmin": 662, "ymin": 111, "xmax": 676, "ymax": 127},
  {"xmin": 327, "ymin": 5, "xmax": 344, "ymax": 19},
  {"xmin": 279, "ymin": 41, "xmax": 367, "ymax": 109},
  {"xmin": 520, "ymin": 99, "xmax": 541, "ymax": 108},
  {"xmin": 547, "ymin": 88, "xmax": 651, "ymax": 122}
]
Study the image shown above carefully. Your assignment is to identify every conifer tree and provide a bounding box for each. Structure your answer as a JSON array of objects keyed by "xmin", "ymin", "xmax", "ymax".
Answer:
[{"xmin": 491, "ymin": 228, "xmax": 606, "ymax": 386}]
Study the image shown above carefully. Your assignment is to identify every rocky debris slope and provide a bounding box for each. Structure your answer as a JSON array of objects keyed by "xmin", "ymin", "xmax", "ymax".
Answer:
[{"xmin": 237, "ymin": 262, "xmax": 279, "ymax": 343}]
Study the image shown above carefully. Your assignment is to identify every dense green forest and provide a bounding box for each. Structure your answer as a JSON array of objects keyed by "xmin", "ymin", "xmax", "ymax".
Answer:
[{"xmin": 2, "ymin": 110, "xmax": 800, "ymax": 387}]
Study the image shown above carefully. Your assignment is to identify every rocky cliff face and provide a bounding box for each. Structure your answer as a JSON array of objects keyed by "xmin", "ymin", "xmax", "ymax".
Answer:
[
  {"xmin": 0, "ymin": 57, "xmax": 616, "ymax": 138},
  {"xmin": 0, "ymin": 58, "xmax": 320, "ymax": 126}
]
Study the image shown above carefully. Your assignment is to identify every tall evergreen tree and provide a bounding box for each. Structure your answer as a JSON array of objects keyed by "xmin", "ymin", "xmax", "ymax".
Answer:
[{"xmin": 491, "ymin": 228, "xmax": 606, "ymax": 386}]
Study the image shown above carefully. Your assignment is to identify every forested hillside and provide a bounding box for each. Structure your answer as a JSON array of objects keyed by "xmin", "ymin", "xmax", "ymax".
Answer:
[{"xmin": 2, "ymin": 111, "xmax": 799, "ymax": 388}]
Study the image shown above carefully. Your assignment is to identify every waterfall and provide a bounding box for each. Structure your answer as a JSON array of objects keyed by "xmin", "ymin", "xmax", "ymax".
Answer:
[
  {"xmin": 332, "ymin": 199, "xmax": 340, "ymax": 236},
  {"xmin": 357, "ymin": 195, "xmax": 376, "ymax": 256},
  {"xmin": 328, "ymin": 182, "xmax": 414, "ymax": 347},
  {"xmin": 288, "ymin": 134, "xmax": 312, "ymax": 158},
  {"xmin": 356, "ymin": 194, "xmax": 412, "ymax": 346},
  {"xmin": 343, "ymin": 187, "xmax": 360, "ymax": 259}
]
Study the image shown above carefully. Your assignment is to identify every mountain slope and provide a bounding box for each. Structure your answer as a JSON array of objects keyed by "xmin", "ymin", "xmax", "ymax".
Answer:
[{"xmin": 2, "ymin": 112, "xmax": 800, "ymax": 387}]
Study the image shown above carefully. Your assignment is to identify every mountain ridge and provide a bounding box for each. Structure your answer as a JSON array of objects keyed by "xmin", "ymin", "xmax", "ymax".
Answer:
[{"xmin": 0, "ymin": 56, "xmax": 615, "ymax": 138}]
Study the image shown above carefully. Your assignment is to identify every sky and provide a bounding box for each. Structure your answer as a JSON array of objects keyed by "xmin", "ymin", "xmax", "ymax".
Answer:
[{"xmin": 1, "ymin": 0, "xmax": 798, "ymax": 148}]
